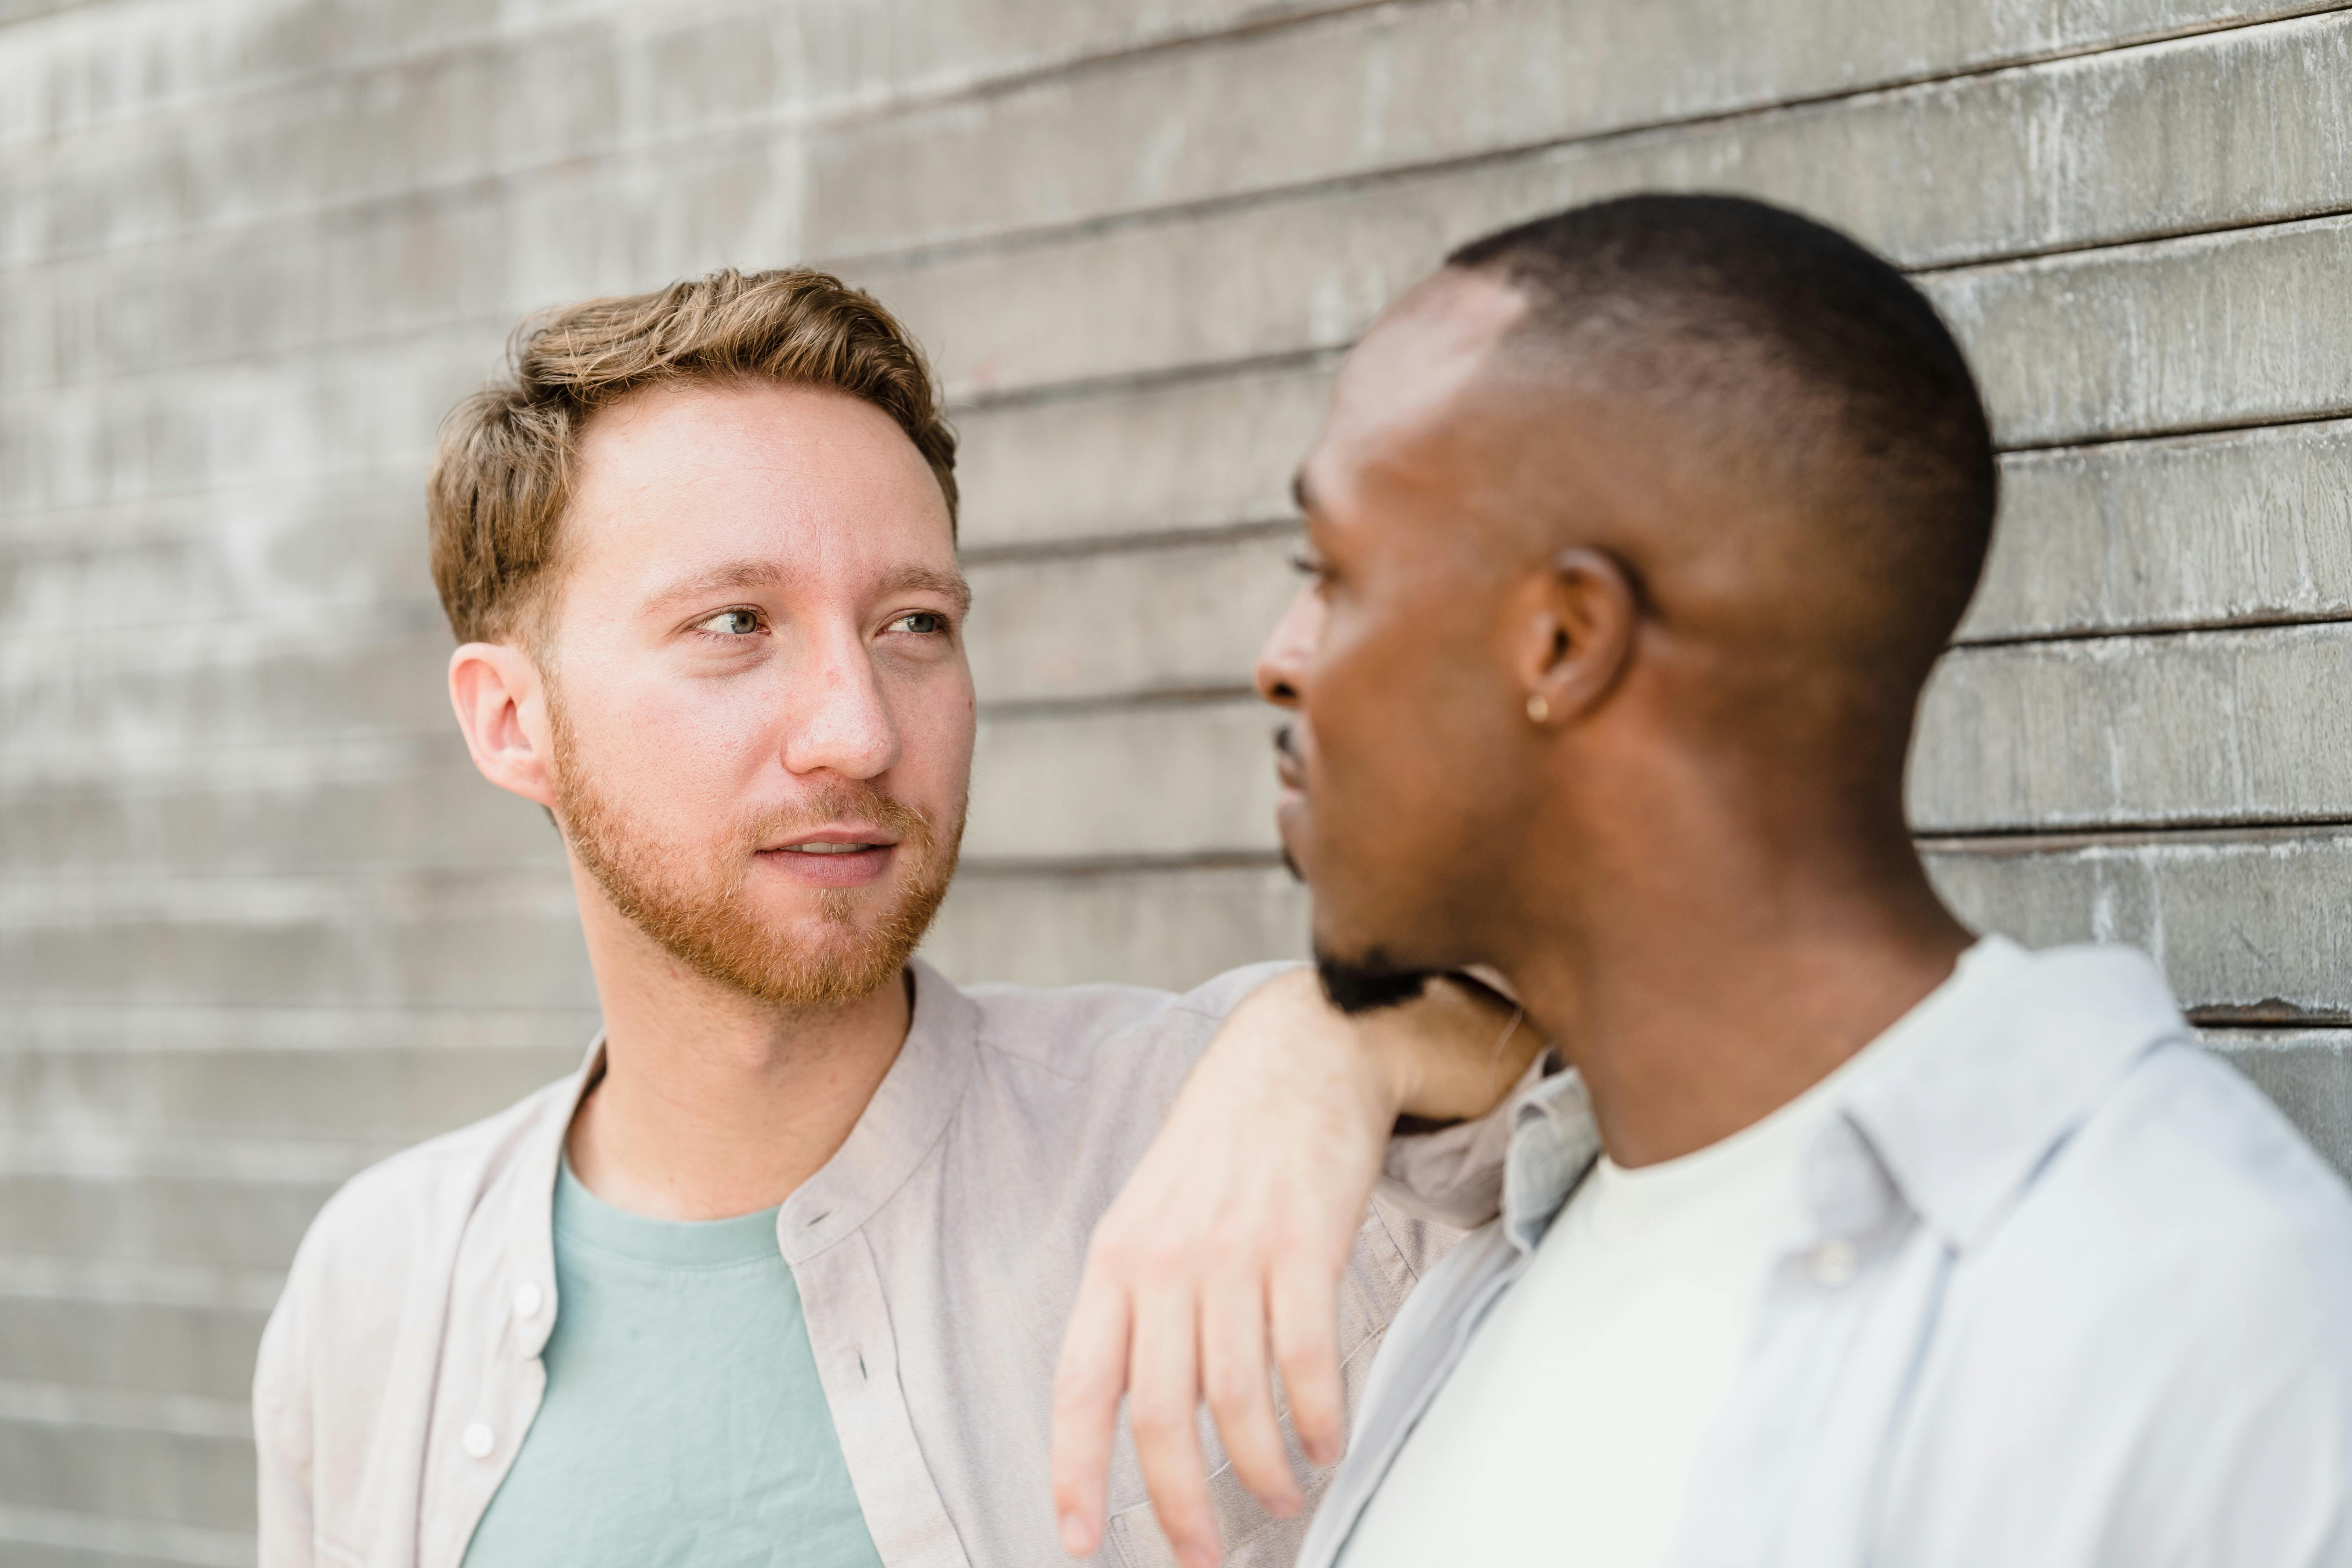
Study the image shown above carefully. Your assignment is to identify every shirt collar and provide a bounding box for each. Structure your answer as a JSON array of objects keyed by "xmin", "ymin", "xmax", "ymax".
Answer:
[
  {"xmin": 775, "ymin": 956, "xmax": 979, "ymax": 1263},
  {"xmin": 1492, "ymin": 939, "xmax": 2189, "ymax": 1257},
  {"xmin": 497, "ymin": 958, "xmax": 982, "ymax": 1329},
  {"xmin": 1837, "ymin": 940, "xmax": 2187, "ymax": 1251}
]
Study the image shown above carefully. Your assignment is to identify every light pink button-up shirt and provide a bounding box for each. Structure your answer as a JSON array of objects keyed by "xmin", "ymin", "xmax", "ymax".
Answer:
[{"xmin": 254, "ymin": 960, "xmax": 1508, "ymax": 1568}]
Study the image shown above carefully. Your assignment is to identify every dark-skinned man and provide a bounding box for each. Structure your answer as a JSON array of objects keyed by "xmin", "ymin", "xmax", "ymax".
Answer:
[{"xmin": 1054, "ymin": 195, "xmax": 2352, "ymax": 1568}]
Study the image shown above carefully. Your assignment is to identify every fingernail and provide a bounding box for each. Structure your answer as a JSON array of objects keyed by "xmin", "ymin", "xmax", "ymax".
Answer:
[
  {"xmin": 1306, "ymin": 1441, "xmax": 1338, "ymax": 1467},
  {"xmin": 1269, "ymin": 1492, "xmax": 1302, "ymax": 1519},
  {"xmin": 1059, "ymin": 1514, "xmax": 1092, "ymax": 1556},
  {"xmin": 1177, "ymin": 1548, "xmax": 1218, "ymax": 1568}
]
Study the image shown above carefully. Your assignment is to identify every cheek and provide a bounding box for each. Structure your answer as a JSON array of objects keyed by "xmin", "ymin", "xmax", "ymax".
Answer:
[
  {"xmin": 884, "ymin": 662, "xmax": 976, "ymax": 816},
  {"xmin": 565, "ymin": 664, "xmax": 779, "ymax": 823},
  {"xmin": 1306, "ymin": 621, "xmax": 1510, "ymax": 886}
]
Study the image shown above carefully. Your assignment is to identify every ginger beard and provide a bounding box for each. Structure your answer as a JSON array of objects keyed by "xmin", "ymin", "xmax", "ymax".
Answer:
[{"xmin": 546, "ymin": 690, "xmax": 962, "ymax": 1009}]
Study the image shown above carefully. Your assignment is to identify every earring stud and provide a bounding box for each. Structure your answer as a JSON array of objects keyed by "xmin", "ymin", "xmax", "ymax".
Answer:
[{"xmin": 1526, "ymin": 693, "xmax": 1550, "ymax": 724}]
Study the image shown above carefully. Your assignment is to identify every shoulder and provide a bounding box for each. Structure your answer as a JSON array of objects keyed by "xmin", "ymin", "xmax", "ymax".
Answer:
[
  {"xmin": 264, "ymin": 1073, "xmax": 574, "ymax": 1359},
  {"xmin": 1893, "ymin": 1045, "xmax": 2352, "ymax": 1558},
  {"xmin": 957, "ymin": 960, "xmax": 1299, "ymax": 1083}
]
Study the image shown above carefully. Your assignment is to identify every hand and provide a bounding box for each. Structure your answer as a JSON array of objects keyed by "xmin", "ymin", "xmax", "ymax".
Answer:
[{"xmin": 1050, "ymin": 968, "xmax": 1533, "ymax": 1565}]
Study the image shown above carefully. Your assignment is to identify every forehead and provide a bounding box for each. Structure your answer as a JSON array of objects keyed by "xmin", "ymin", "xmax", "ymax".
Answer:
[
  {"xmin": 1301, "ymin": 271, "xmax": 1532, "ymax": 537},
  {"xmin": 563, "ymin": 380, "xmax": 954, "ymax": 590}
]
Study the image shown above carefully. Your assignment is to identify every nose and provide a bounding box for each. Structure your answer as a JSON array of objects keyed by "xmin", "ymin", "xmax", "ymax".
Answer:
[
  {"xmin": 1255, "ymin": 583, "xmax": 1321, "ymax": 711},
  {"xmin": 779, "ymin": 622, "xmax": 901, "ymax": 782}
]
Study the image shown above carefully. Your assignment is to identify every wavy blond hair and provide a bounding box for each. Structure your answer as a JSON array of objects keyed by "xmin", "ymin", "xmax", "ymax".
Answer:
[{"xmin": 427, "ymin": 267, "xmax": 956, "ymax": 644}]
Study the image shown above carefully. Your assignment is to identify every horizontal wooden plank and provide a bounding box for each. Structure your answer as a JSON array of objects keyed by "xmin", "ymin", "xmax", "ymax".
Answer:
[
  {"xmin": 964, "ymin": 619, "xmax": 2352, "ymax": 861},
  {"xmin": 1961, "ymin": 417, "xmax": 2352, "ymax": 642},
  {"xmin": 0, "ymin": 1297, "xmax": 265, "ymax": 1404},
  {"xmin": 2, "ymin": 1003, "xmax": 598, "ymax": 1056},
  {"xmin": 0, "ymin": 758, "xmax": 551, "ymax": 878},
  {"xmin": 0, "ymin": 1172, "xmax": 332, "ymax": 1274},
  {"xmin": 964, "ymin": 415, "xmax": 2352, "ymax": 700},
  {"xmin": 19, "ymin": 9, "xmax": 2352, "ymax": 409},
  {"xmin": 1927, "ymin": 212, "xmax": 2352, "ymax": 447},
  {"xmin": 1, "ymin": 623, "xmax": 450, "ymax": 768},
  {"xmin": 967, "ymin": 699, "xmax": 1284, "ymax": 861},
  {"xmin": 0, "ymin": 871, "xmax": 595, "ymax": 1008},
  {"xmin": 965, "ymin": 528, "xmax": 1295, "ymax": 704},
  {"xmin": 2202, "ymin": 1029, "xmax": 2352, "ymax": 1180},
  {"xmin": 0, "ymin": 5, "xmax": 791, "ymax": 271},
  {"xmin": 1912, "ymin": 622, "xmax": 2352, "ymax": 833},
  {"xmin": 955, "ymin": 360, "xmax": 1332, "ymax": 552},
  {"xmin": 811, "ymin": 0, "xmax": 2341, "ymax": 256},
  {"xmin": 1924, "ymin": 826, "xmax": 2352, "ymax": 1019},
  {"xmin": 0, "ymin": 1416, "xmax": 252, "ymax": 1534},
  {"xmin": 0, "ymin": 327, "xmax": 481, "ymax": 521},
  {"xmin": 924, "ymin": 861, "xmax": 1307, "ymax": 993},
  {"xmin": 0, "ymin": 1045, "xmax": 575, "ymax": 1146},
  {"xmin": 0, "ymin": 1499, "xmax": 254, "ymax": 1568},
  {"xmin": 863, "ymin": 17, "xmax": 2352, "ymax": 405},
  {"xmin": 0, "ymin": 0, "xmax": 1345, "ymax": 165}
]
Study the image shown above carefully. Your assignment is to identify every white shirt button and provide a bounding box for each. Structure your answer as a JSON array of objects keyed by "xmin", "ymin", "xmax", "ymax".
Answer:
[
  {"xmin": 512, "ymin": 1283, "xmax": 543, "ymax": 1319},
  {"xmin": 461, "ymin": 1421, "xmax": 496, "ymax": 1459},
  {"xmin": 1808, "ymin": 1238, "xmax": 1860, "ymax": 1288}
]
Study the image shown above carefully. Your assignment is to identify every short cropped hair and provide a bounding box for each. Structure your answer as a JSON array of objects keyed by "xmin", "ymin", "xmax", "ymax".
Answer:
[
  {"xmin": 427, "ymin": 268, "xmax": 957, "ymax": 645},
  {"xmin": 1447, "ymin": 194, "xmax": 1997, "ymax": 677}
]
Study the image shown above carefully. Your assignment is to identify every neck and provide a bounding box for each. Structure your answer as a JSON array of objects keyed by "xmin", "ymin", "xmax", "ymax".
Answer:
[
  {"xmin": 564, "ymin": 867, "xmax": 913, "ymax": 1221},
  {"xmin": 1502, "ymin": 775, "xmax": 1971, "ymax": 1168}
]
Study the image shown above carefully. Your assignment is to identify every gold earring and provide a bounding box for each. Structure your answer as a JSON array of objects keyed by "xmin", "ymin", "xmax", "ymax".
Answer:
[{"xmin": 1526, "ymin": 693, "xmax": 1550, "ymax": 724}]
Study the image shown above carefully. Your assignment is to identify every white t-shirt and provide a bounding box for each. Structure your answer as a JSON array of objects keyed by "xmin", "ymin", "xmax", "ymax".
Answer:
[{"xmin": 1342, "ymin": 938, "xmax": 2020, "ymax": 1568}]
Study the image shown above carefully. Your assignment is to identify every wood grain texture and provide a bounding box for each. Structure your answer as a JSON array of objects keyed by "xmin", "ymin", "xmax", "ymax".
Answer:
[
  {"xmin": 809, "ymin": 0, "xmax": 2345, "ymax": 255},
  {"xmin": 1926, "ymin": 827, "xmax": 2352, "ymax": 1020},
  {"xmin": 9, "ymin": 2, "xmax": 2352, "ymax": 1550}
]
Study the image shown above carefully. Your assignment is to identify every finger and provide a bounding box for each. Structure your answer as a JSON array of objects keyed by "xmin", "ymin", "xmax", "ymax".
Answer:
[
  {"xmin": 1128, "ymin": 1283, "xmax": 1222, "ymax": 1568},
  {"xmin": 1269, "ymin": 1248, "xmax": 1346, "ymax": 1468},
  {"xmin": 1051, "ymin": 1270, "xmax": 1133, "ymax": 1558},
  {"xmin": 1200, "ymin": 1268, "xmax": 1301, "ymax": 1517}
]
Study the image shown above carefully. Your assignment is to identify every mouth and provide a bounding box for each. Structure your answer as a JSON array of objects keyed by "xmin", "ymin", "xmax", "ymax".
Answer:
[
  {"xmin": 1273, "ymin": 724, "xmax": 1305, "ymax": 794},
  {"xmin": 755, "ymin": 826, "xmax": 903, "ymax": 888}
]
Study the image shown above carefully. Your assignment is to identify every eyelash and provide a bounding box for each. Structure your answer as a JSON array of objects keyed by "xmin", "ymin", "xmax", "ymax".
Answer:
[
  {"xmin": 691, "ymin": 608, "xmax": 954, "ymax": 641},
  {"xmin": 1289, "ymin": 551, "xmax": 1330, "ymax": 581},
  {"xmin": 887, "ymin": 611, "xmax": 952, "ymax": 637}
]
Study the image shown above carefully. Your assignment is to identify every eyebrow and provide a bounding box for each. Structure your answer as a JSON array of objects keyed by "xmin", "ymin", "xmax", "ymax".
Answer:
[{"xmin": 642, "ymin": 558, "xmax": 972, "ymax": 617}]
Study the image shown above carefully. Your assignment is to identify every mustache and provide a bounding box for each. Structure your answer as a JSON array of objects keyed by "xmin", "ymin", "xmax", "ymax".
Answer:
[{"xmin": 734, "ymin": 782, "xmax": 940, "ymax": 855}]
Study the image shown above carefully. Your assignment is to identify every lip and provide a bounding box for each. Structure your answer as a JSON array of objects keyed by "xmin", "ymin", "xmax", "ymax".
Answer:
[
  {"xmin": 759, "ymin": 823, "xmax": 901, "ymax": 853},
  {"xmin": 753, "ymin": 824, "xmax": 902, "ymax": 889}
]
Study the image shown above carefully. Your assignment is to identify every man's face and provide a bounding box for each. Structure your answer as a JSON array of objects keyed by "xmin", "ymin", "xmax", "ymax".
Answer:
[
  {"xmin": 540, "ymin": 380, "xmax": 973, "ymax": 1008},
  {"xmin": 1258, "ymin": 274, "xmax": 1553, "ymax": 991}
]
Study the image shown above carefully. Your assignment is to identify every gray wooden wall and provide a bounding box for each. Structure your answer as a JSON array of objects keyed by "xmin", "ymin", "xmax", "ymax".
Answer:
[{"xmin": 5, "ymin": 0, "xmax": 2350, "ymax": 1560}]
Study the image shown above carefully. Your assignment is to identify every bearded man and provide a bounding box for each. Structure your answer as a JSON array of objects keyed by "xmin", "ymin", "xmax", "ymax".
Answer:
[
  {"xmin": 252, "ymin": 272, "xmax": 1539, "ymax": 1568},
  {"xmin": 1052, "ymin": 194, "xmax": 2352, "ymax": 1568}
]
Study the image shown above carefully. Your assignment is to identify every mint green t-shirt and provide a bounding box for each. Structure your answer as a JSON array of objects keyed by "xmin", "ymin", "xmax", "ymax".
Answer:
[{"xmin": 461, "ymin": 1162, "xmax": 885, "ymax": 1568}]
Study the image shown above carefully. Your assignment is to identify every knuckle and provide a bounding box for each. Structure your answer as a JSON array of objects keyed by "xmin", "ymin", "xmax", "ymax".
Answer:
[{"xmin": 1127, "ymin": 1403, "xmax": 1190, "ymax": 1446}]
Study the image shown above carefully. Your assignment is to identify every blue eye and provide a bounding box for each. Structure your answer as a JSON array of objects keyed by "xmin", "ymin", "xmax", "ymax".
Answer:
[
  {"xmin": 695, "ymin": 609, "xmax": 762, "ymax": 636},
  {"xmin": 890, "ymin": 612, "xmax": 947, "ymax": 636}
]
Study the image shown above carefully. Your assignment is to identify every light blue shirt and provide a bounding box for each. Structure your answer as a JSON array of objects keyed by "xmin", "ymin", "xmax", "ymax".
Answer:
[
  {"xmin": 460, "ymin": 1161, "xmax": 885, "ymax": 1568},
  {"xmin": 1304, "ymin": 940, "xmax": 2352, "ymax": 1568}
]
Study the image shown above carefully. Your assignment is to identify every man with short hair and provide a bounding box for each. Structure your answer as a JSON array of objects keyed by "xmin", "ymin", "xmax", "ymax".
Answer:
[
  {"xmin": 1054, "ymin": 194, "xmax": 2352, "ymax": 1567},
  {"xmin": 252, "ymin": 269, "xmax": 1539, "ymax": 1568}
]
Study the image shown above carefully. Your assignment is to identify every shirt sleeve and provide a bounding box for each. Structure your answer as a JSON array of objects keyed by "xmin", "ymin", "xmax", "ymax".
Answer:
[
  {"xmin": 252, "ymin": 1272, "xmax": 318, "ymax": 1568},
  {"xmin": 1374, "ymin": 1053, "xmax": 1550, "ymax": 1229}
]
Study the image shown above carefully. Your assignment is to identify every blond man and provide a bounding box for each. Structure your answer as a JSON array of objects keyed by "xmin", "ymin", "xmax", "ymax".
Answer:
[{"xmin": 253, "ymin": 273, "xmax": 1532, "ymax": 1568}]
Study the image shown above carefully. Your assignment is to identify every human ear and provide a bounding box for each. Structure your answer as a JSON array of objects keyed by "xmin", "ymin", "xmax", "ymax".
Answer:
[
  {"xmin": 1516, "ymin": 546, "xmax": 1638, "ymax": 728},
  {"xmin": 448, "ymin": 641, "xmax": 558, "ymax": 808}
]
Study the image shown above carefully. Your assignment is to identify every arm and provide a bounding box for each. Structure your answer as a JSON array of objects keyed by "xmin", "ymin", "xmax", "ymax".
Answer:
[{"xmin": 1050, "ymin": 966, "xmax": 1541, "ymax": 1565}]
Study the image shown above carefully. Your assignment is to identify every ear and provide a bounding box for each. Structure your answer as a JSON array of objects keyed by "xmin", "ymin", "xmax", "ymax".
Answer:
[
  {"xmin": 1514, "ymin": 546, "xmax": 1638, "ymax": 728},
  {"xmin": 449, "ymin": 641, "xmax": 558, "ymax": 808}
]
